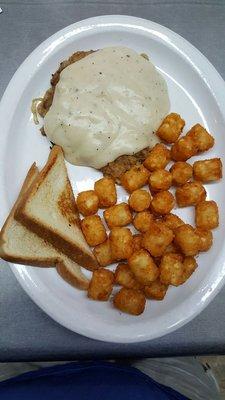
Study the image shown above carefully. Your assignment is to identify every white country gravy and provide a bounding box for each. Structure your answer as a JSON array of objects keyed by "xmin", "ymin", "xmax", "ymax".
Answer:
[{"xmin": 44, "ymin": 47, "xmax": 170, "ymax": 169}]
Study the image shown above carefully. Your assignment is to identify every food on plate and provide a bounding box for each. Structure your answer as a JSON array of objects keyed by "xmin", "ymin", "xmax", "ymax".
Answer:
[
  {"xmin": 174, "ymin": 224, "xmax": 201, "ymax": 256},
  {"xmin": 144, "ymin": 279, "xmax": 168, "ymax": 300},
  {"xmin": 128, "ymin": 189, "xmax": 151, "ymax": 212},
  {"xmin": 186, "ymin": 124, "xmax": 214, "ymax": 152},
  {"xmin": 115, "ymin": 263, "xmax": 141, "ymax": 290},
  {"xmin": 160, "ymin": 253, "xmax": 197, "ymax": 286},
  {"xmin": 162, "ymin": 213, "xmax": 185, "ymax": 231},
  {"xmin": 88, "ymin": 268, "xmax": 114, "ymax": 301},
  {"xmin": 0, "ymin": 164, "xmax": 89, "ymax": 290},
  {"xmin": 4, "ymin": 76, "xmax": 223, "ymax": 319},
  {"xmin": 81, "ymin": 215, "xmax": 107, "ymax": 246},
  {"xmin": 133, "ymin": 211, "xmax": 154, "ymax": 233},
  {"xmin": 195, "ymin": 200, "xmax": 219, "ymax": 230},
  {"xmin": 109, "ymin": 227, "xmax": 133, "ymax": 260},
  {"xmin": 76, "ymin": 190, "xmax": 99, "ymax": 216},
  {"xmin": 38, "ymin": 51, "xmax": 94, "ymax": 117},
  {"xmin": 120, "ymin": 165, "xmax": 150, "ymax": 193},
  {"xmin": 151, "ymin": 190, "xmax": 175, "ymax": 214},
  {"xmin": 40, "ymin": 47, "xmax": 169, "ymax": 170},
  {"xmin": 171, "ymin": 124, "xmax": 214, "ymax": 162},
  {"xmin": 164, "ymin": 242, "xmax": 179, "ymax": 254},
  {"xmin": 195, "ymin": 228, "xmax": 213, "ymax": 252},
  {"xmin": 170, "ymin": 161, "xmax": 193, "ymax": 186},
  {"xmin": 142, "ymin": 222, "xmax": 174, "ymax": 257},
  {"xmin": 193, "ymin": 158, "xmax": 222, "ymax": 182},
  {"xmin": 143, "ymin": 143, "xmax": 171, "ymax": 171},
  {"xmin": 171, "ymin": 136, "xmax": 197, "ymax": 162},
  {"xmin": 113, "ymin": 288, "xmax": 146, "ymax": 315},
  {"xmin": 128, "ymin": 249, "xmax": 159, "ymax": 285},
  {"xmin": 14, "ymin": 146, "xmax": 99, "ymax": 271},
  {"xmin": 93, "ymin": 239, "xmax": 113, "ymax": 267},
  {"xmin": 148, "ymin": 169, "xmax": 172, "ymax": 192},
  {"xmin": 159, "ymin": 252, "xmax": 184, "ymax": 286},
  {"xmin": 101, "ymin": 148, "xmax": 150, "ymax": 184},
  {"xmin": 132, "ymin": 234, "xmax": 143, "ymax": 252},
  {"xmin": 181, "ymin": 256, "xmax": 198, "ymax": 284},
  {"xmin": 103, "ymin": 203, "xmax": 132, "ymax": 228},
  {"xmin": 156, "ymin": 113, "xmax": 185, "ymax": 143},
  {"xmin": 94, "ymin": 177, "xmax": 117, "ymax": 207},
  {"xmin": 175, "ymin": 181, "xmax": 206, "ymax": 207}
]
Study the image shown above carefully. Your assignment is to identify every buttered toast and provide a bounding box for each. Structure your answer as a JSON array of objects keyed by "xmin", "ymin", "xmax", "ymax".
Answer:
[
  {"xmin": 0, "ymin": 163, "xmax": 89, "ymax": 290},
  {"xmin": 15, "ymin": 146, "xmax": 98, "ymax": 271}
]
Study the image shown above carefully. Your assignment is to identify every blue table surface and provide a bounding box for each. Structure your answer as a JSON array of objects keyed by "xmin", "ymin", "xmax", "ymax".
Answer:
[{"xmin": 0, "ymin": 0, "xmax": 225, "ymax": 361}]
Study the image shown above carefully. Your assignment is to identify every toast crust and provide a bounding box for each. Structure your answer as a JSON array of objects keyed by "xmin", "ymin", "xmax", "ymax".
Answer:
[
  {"xmin": 15, "ymin": 147, "xmax": 99, "ymax": 271},
  {"xmin": 56, "ymin": 260, "xmax": 89, "ymax": 290},
  {"xmin": 0, "ymin": 251, "xmax": 56, "ymax": 267}
]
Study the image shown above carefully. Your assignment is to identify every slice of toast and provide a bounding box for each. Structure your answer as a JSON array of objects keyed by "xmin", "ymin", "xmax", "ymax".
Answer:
[
  {"xmin": 15, "ymin": 146, "xmax": 99, "ymax": 271},
  {"xmin": 0, "ymin": 163, "xmax": 89, "ymax": 290}
]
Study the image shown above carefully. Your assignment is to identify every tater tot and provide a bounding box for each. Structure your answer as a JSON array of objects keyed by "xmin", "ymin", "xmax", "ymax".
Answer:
[
  {"xmin": 120, "ymin": 165, "xmax": 150, "ymax": 193},
  {"xmin": 76, "ymin": 190, "xmax": 99, "ymax": 216},
  {"xmin": 133, "ymin": 234, "xmax": 143, "ymax": 252},
  {"xmin": 195, "ymin": 200, "xmax": 219, "ymax": 230},
  {"xmin": 142, "ymin": 222, "xmax": 174, "ymax": 257},
  {"xmin": 94, "ymin": 177, "xmax": 117, "ymax": 208},
  {"xmin": 148, "ymin": 169, "xmax": 172, "ymax": 192},
  {"xmin": 175, "ymin": 181, "xmax": 206, "ymax": 207},
  {"xmin": 151, "ymin": 191, "xmax": 175, "ymax": 215},
  {"xmin": 128, "ymin": 189, "xmax": 151, "ymax": 212},
  {"xmin": 170, "ymin": 162, "xmax": 193, "ymax": 186},
  {"xmin": 195, "ymin": 228, "xmax": 213, "ymax": 252},
  {"xmin": 104, "ymin": 203, "xmax": 132, "ymax": 228},
  {"xmin": 186, "ymin": 124, "xmax": 214, "ymax": 152},
  {"xmin": 115, "ymin": 263, "xmax": 141, "ymax": 290},
  {"xmin": 163, "ymin": 213, "xmax": 185, "ymax": 231},
  {"xmin": 113, "ymin": 288, "xmax": 146, "ymax": 315},
  {"xmin": 88, "ymin": 268, "xmax": 114, "ymax": 301},
  {"xmin": 157, "ymin": 113, "xmax": 185, "ymax": 143},
  {"xmin": 193, "ymin": 158, "xmax": 222, "ymax": 182},
  {"xmin": 171, "ymin": 136, "xmax": 197, "ymax": 161},
  {"xmin": 164, "ymin": 242, "xmax": 179, "ymax": 254},
  {"xmin": 128, "ymin": 249, "xmax": 159, "ymax": 285},
  {"xmin": 180, "ymin": 256, "xmax": 198, "ymax": 284},
  {"xmin": 143, "ymin": 143, "xmax": 171, "ymax": 171},
  {"xmin": 81, "ymin": 215, "xmax": 107, "ymax": 246},
  {"xmin": 133, "ymin": 211, "xmax": 154, "ymax": 232},
  {"xmin": 93, "ymin": 239, "xmax": 113, "ymax": 266},
  {"xmin": 160, "ymin": 252, "xmax": 184, "ymax": 286},
  {"xmin": 109, "ymin": 227, "xmax": 133, "ymax": 260},
  {"xmin": 144, "ymin": 279, "xmax": 168, "ymax": 300},
  {"xmin": 174, "ymin": 224, "xmax": 201, "ymax": 256}
]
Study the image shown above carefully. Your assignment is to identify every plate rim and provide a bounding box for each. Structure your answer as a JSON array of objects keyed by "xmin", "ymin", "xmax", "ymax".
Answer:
[{"xmin": 1, "ymin": 14, "xmax": 225, "ymax": 343}]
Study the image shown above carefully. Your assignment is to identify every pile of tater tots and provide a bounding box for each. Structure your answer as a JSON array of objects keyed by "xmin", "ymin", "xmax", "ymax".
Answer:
[{"xmin": 76, "ymin": 113, "xmax": 222, "ymax": 316}]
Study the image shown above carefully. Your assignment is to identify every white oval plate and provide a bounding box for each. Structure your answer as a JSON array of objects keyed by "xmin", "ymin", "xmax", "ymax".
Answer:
[{"xmin": 1, "ymin": 15, "xmax": 225, "ymax": 343}]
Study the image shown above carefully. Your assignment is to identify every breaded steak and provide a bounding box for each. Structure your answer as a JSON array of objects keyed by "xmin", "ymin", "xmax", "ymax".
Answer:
[{"xmin": 38, "ymin": 50, "xmax": 153, "ymax": 183}]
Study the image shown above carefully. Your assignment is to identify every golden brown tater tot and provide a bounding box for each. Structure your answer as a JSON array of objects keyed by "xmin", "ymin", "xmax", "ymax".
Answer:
[
  {"xmin": 175, "ymin": 181, "xmax": 206, "ymax": 207},
  {"xmin": 193, "ymin": 158, "xmax": 222, "ymax": 182},
  {"xmin": 81, "ymin": 215, "xmax": 107, "ymax": 246},
  {"xmin": 157, "ymin": 113, "xmax": 185, "ymax": 143},
  {"xmin": 143, "ymin": 144, "xmax": 171, "ymax": 171},
  {"xmin": 113, "ymin": 288, "xmax": 146, "ymax": 315},
  {"xmin": 195, "ymin": 200, "xmax": 219, "ymax": 230},
  {"xmin": 88, "ymin": 269, "xmax": 114, "ymax": 301},
  {"xmin": 121, "ymin": 165, "xmax": 150, "ymax": 193},
  {"xmin": 94, "ymin": 177, "xmax": 117, "ymax": 208}
]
